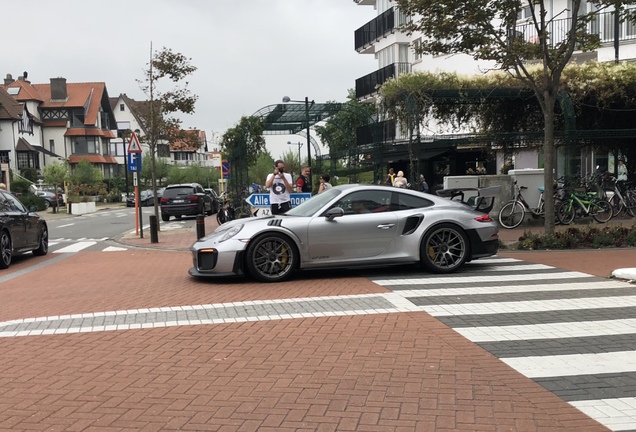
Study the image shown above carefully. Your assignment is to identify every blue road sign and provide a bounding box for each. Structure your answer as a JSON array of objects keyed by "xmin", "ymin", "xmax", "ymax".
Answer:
[
  {"xmin": 245, "ymin": 193, "xmax": 312, "ymax": 208},
  {"xmin": 128, "ymin": 153, "xmax": 141, "ymax": 172},
  {"xmin": 222, "ymin": 161, "xmax": 230, "ymax": 179}
]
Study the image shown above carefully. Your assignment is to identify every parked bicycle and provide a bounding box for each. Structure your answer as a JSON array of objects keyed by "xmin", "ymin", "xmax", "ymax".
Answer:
[
  {"xmin": 605, "ymin": 176, "xmax": 636, "ymax": 218},
  {"xmin": 216, "ymin": 198, "xmax": 235, "ymax": 225},
  {"xmin": 556, "ymin": 188, "xmax": 612, "ymax": 225},
  {"xmin": 497, "ymin": 180, "xmax": 564, "ymax": 229}
]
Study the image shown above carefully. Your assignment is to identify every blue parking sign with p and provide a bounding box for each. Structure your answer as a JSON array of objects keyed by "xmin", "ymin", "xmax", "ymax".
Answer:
[{"xmin": 128, "ymin": 153, "xmax": 141, "ymax": 172}]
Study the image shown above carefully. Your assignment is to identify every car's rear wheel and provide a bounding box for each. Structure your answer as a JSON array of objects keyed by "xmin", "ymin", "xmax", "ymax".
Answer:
[
  {"xmin": 161, "ymin": 213, "xmax": 170, "ymax": 222},
  {"xmin": 33, "ymin": 224, "xmax": 48, "ymax": 256},
  {"xmin": 0, "ymin": 230, "xmax": 12, "ymax": 269},
  {"xmin": 245, "ymin": 232, "xmax": 298, "ymax": 282},
  {"xmin": 420, "ymin": 223, "xmax": 469, "ymax": 274}
]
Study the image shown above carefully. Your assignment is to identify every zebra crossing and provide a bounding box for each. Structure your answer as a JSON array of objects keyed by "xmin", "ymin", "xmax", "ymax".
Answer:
[
  {"xmin": 369, "ymin": 257, "xmax": 636, "ymax": 432},
  {"xmin": 49, "ymin": 238, "xmax": 128, "ymax": 253}
]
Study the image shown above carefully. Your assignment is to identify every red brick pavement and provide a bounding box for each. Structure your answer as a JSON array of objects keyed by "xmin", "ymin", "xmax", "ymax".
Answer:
[{"xmin": 0, "ymin": 210, "xmax": 621, "ymax": 431}]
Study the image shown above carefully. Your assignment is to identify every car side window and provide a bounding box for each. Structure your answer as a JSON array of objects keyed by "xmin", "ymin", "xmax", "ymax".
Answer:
[
  {"xmin": 394, "ymin": 192, "xmax": 434, "ymax": 210},
  {"xmin": 332, "ymin": 190, "xmax": 392, "ymax": 215},
  {"xmin": 4, "ymin": 192, "xmax": 26, "ymax": 212}
]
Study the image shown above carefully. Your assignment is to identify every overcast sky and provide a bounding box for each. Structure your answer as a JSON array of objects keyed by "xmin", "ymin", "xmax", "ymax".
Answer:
[{"xmin": 4, "ymin": 0, "xmax": 378, "ymax": 159}]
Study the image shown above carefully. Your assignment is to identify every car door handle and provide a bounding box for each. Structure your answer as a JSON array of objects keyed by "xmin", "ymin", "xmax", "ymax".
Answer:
[{"xmin": 377, "ymin": 224, "xmax": 395, "ymax": 229}]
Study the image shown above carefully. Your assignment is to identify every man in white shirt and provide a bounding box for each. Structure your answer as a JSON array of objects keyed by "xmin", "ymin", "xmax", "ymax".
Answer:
[{"xmin": 265, "ymin": 160, "xmax": 293, "ymax": 214}]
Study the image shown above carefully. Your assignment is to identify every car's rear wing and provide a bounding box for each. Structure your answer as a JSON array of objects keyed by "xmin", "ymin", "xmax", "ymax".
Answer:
[{"xmin": 436, "ymin": 186, "xmax": 500, "ymax": 214}]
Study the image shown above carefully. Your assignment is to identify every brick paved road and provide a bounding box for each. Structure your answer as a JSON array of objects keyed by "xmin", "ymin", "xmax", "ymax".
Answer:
[{"xmin": 1, "ymin": 246, "xmax": 615, "ymax": 431}]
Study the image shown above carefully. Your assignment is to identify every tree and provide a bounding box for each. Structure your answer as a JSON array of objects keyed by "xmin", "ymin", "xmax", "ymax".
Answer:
[
  {"xmin": 140, "ymin": 154, "xmax": 170, "ymax": 187},
  {"xmin": 220, "ymin": 116, "xmax": 267, "ymax": 205},
  {"xmin": 42, "ymin": 161, "xmax": 69, "ymax": 197},
  {"xmin": 137, "ymin": 45, "xmax": 198, "ymax": 224},
  {"xmin": 395, "ymin": 0, "xmax": 633, "ymax": 234},
  {"xmin": 69, "ymin": 158, "xmax": 103, "ymax": 197}
]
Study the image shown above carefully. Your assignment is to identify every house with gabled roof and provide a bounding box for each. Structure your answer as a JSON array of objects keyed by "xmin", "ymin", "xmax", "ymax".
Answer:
[
  {"xmin": 170, "ymin": 129, "xmax": 211, "ymax": 167},
  {"xmin": 1, "ymin": 73, "xmax": 119, "ymax": 178}
]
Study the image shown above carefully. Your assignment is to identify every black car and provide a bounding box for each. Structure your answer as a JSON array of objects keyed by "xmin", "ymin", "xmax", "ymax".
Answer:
[
  {"xmin": 0, "ymin": 190, "xmax": 48, "ymax": 269},
  {"xmin": 160, "ymin": 183, "xmax": 213, "ymax": 221},
  {"xmin": 127, "ymin": 188, "xmax": 164, "ymax": 207},
  {"xmin": 204, "ymin": 188, "xmax": 220, "ymax": 214},
  {"xmin": 35, "ymin": 190, "xmax": 65, "ymax": 208}
]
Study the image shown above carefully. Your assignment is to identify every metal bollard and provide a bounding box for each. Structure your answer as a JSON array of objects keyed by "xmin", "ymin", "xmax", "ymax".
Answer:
[
  {"xmin": 196, "ymin": 215, "xmax": 206, "ymax": 239},
  {"xmin": 149, "ymin": 215, "xmax": 159, "ymax": 243}
]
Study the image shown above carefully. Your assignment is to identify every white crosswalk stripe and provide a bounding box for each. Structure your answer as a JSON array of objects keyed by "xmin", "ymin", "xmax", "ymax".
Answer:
[
  {"xmin": 370, "ymin": 257, "xmax": 636, "ymax": 432},
  {"xmin": 49, "ymin": 238, "xmax": 127, "ymax": 253}
]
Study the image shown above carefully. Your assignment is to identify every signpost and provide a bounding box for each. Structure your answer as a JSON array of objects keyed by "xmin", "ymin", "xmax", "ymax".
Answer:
[
  {"xmin": 128, "ymin": 132, "xmax": 143, "ymax": 237},
  {"xmin": 245, "ymin": 193, "xmax": 312, "ymax": 216}
]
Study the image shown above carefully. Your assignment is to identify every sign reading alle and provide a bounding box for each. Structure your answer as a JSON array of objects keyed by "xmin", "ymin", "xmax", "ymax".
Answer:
[{"xmin": 246, "ymin": 193, "xmax": 312, "ymax": 208}]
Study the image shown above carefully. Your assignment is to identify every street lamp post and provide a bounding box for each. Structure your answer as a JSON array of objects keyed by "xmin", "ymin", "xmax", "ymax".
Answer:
[
  {"xmin": 283, "ymin": 96, "xmax": 314, "ymax": 189},
  {"xmin": 287, "ymin": 141, "xmax": 303, "ymax": 173}
]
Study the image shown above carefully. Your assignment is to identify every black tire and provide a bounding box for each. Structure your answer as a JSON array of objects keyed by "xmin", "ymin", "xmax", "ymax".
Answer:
[
  {"xmin": 33, "ymin": 224, "xmax": 48, "ymax": 256},
  {"xmin": 498, "ymin": 201, "xmax": 525, "ymax": 229},
  {"xmin": 43, "ymin": 200, "xmax": 50, "ymax": 209},
  {"xmin": 0, "ymin": 230, "xmax": 12, "ymax": 269},
  {"xmin": 557, "ymin": 201, "xmax": 575, "ymax": 225},
  {"xmin": 206, "ymin": 203, "xmax": 213, "ymax": 216},
  {"xmin": 609, "ymin": 194, "xmax": 625, "ymax": 218},
  {"xmin": 161, "ymin": 213, "xmax": 170, "ymax": 222},
  {"xmin": 216, "ymin": 211, "xmax": 226, "ymax": 225},
  {"xmin": 245, "ymin": 232, "xmax": 298, "ymax": 282},
  {"xmin": 591, "ymin": 199, "xmax": 613, "ymax": 223},
  {"xmin": 420, "ymin": 223, "xmax": 469, "ymax": 274}
]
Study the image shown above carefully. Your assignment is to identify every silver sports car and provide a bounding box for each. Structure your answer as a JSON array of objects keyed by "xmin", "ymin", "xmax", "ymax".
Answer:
[{"xmin": 189, "ymin": 184, "xmax": 499, "ymax": 282}]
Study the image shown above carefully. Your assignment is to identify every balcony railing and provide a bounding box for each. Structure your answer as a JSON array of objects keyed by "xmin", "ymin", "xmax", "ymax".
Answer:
[
  {"xmin": 356, "ymin": 62, "xmax": 412, "ymax": 99},
  {"xmin": 356, "ymin": 119, "xmax": 397, "ymax": 146},
  {"xmin": 354, "ymin": 7, "xmax": 411, "ymax": 51},
  {"xmin": 514, "ymin": 10, "xmax": 636, "ymax": 49}
]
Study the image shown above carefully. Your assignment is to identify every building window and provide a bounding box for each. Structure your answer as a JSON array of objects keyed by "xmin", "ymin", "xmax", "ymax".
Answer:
[
  {"xmin": 120, "ymin": 104, "xmax": 125, "ymax": 111},
  {"xmin": 49, "ymin": 139, "xmax": 55, "ymax": 155},
  {"xmin": 517, "ymin": 5, "xmax": 533, "ymax": 20},
  {"xmin": 412, "ymin": 39, "xmax": 422, "ymax": 62},
  {"xmin": 72, "ymin": 137, "xmax": 99, "ymax": 154},
  {"xmin": 71, "ymin": 109, "xmax": 85, "ymax": 127}
]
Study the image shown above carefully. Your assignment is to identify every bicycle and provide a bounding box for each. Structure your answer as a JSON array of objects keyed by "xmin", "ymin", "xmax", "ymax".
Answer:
[
  {"xmin": 605, "ymin": 177, "xmax": 636, "ymax": 218},
  {"xmin": 497, "ymin": 180, "xmax": 564, "ymax": 229},
  {"xmin": 556, "ymin": 188, "xmax": 613, "ymax": 225}
]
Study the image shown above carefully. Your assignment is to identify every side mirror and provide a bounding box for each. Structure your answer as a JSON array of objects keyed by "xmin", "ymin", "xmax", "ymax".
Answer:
[{"xmin": 325, "ymin": 207, "xmax": 344, "ymax": 221}]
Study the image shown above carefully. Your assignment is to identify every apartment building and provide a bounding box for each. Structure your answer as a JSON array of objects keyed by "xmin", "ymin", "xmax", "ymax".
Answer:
[{"xmin": 353, "ymin": 0, "xmax": 636, "ymax": 181}]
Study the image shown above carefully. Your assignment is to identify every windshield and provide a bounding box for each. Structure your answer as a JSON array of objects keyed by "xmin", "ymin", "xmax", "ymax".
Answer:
[{"xmin": 285, "ymin": 188, "xmax": 342, "ymax": 217}]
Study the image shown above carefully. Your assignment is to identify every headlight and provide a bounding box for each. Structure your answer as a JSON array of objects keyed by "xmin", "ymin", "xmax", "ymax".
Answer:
[{"xmin": 218, "ymin": 224, "xmax": 243, "ymax": 242}]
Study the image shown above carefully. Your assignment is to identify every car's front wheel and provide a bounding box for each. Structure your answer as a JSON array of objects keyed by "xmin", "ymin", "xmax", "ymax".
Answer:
[
  {"xmin": 0, "ymin": 230, "xmax": 12, "ymax": 269},
  {"xmin": 245, "ymin": 232, "xmax": 298, "ymax": 282},
  {"xmin": 420, "ymin": 223, "xmax": 469, "ymax": 274},
  {"xmin": 33, "ymin": 224, "xmax": 48, "ymax": 256},
  {"xmin": 43, "ymin": 200, "xmax": 50, "ymax": 209}
]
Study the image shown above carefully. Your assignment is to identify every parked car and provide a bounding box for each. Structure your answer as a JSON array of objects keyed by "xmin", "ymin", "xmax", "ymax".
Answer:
[
  {"xmin": 204, "ymin": 188, "xmax": 220, "ymax": 214},
  {"xmin": 126, "ymin": 188, "xmax": 164, "ymax": 207},
  {"xmin": 35, "ymin": 190, "xmax": 64, "ymax": 208},
  {"xmin": 0, "ymin": 190, "xmax": 48, "ymax": 269},
  {"xmin": 189, "ymin": 184, "xmax": 499, "ymax": 282},
  {"xmin": 160, "ymin": 183, "xmax": 213, "ymax": 221}
]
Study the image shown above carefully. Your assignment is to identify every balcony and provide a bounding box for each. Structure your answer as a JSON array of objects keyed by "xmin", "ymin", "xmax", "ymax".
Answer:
[
  {"xmin": 514, "ymin": 10, "xmax": 636, "ymax": 49},
  {"xmin": 356, "ymin": 119, "xmax": 397, "ymax": 146},
  {"xmin": 354, "ymin": 7, "xmax": 411, "ymax": 52},
  {"xmin": 356, "ymin": 62, "xmax": 412, "ymax": 99}
]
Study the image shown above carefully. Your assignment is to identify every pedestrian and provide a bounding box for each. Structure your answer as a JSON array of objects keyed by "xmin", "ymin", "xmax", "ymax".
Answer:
[
  {"xmin": 618, "ymin": 158, "xmax": 628, "ymax": 182},
  {"xmin": 318, "ymin": 174, "xmax": 332, "ymax": 194},
  {"xmin": 265, "ymin": 159, "xmax": 293, "ymax": 214},
  {"xmin": 296, "ymin": 166, "xmax": 312, "ymax": 193},
  {"xmin": 385, "ymin": 168, "xmax": 395, "ymax": 186},
  {"xmin": 393, "ymin": 170, "xmax": 409, "ymax": 188},
  {"xmin": 0, "ymin": 183, "xmax": 5, "ymax": 190},
  {"xmin": 419, "ymin": 175, "xmax": 430, "ymax": 193}
]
